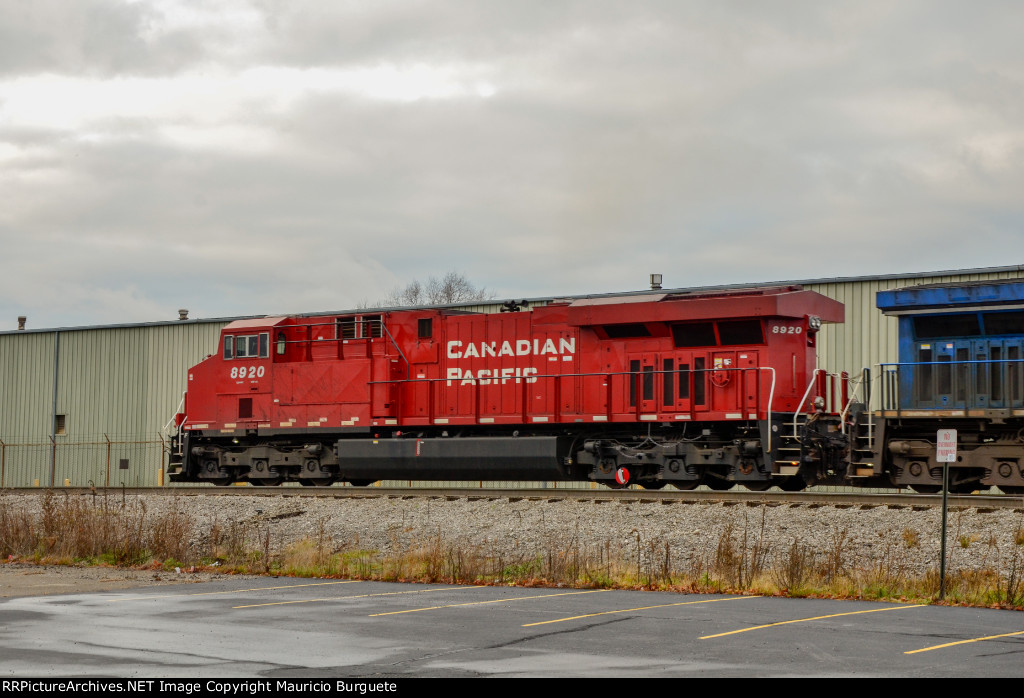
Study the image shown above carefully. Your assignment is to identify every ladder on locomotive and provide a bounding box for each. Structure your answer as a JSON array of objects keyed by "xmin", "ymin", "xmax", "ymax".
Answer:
[
  {"xmin": 775, "ymin": 370, "xmax": 875, "ymax": 481},
  {"xmin": 773, "ymin": 415, "xmax": 875, "ymax": 480}
]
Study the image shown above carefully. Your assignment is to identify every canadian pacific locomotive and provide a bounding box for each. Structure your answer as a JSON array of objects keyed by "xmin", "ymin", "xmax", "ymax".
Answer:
[{"xmin": 167, "ymin": 279, "xmax": 1024, "ymax": 493}]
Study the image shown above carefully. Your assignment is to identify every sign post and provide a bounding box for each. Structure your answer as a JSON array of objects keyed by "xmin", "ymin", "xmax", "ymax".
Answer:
[{"xmin": 936, "ymin": 429, "xmax": 957, "ymax": 600}]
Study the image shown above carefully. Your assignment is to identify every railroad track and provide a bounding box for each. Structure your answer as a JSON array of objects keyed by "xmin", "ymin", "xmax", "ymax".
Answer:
[{"xmin": 4, "ymin": 486, "xmax": 1023, "ymax": 510}]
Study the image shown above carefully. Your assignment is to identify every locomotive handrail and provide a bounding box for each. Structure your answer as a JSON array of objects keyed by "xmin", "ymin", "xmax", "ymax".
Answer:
[
  {"xmin": 759, "ymin": 366, "xmax": 776, "ymax": 452},
  {"xmin": 378, "ymin": 319, "xmax": 411, "ymax": 380},
  {"xmin": 792, "ymin": 369, "xmax": 849, "ymax": 443},
  {"xmin": 793, "ymin": 368, "xmax": 825, "ymax": 442},
  {"xmin": 838, "ymin": 369, "xmax": 870, "ymax": 436},
  {"xmin": 162, "ymin": 391, "xmax": 187, "ymax": 437}
]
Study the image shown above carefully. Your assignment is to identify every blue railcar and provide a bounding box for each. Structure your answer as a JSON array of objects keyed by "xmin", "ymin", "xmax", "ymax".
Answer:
[{"xmin": 869, "ymin": 280, "xmax": 1024, "ymax": 493}]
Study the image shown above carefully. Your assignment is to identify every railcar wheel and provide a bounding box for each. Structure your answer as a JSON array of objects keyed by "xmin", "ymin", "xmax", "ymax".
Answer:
[
  {"xmin": 671, "ymin": 480, "xmax": 701, "ymax": 490},
  {"xmin": 999, "ymin": 486, "xmax": 1024, "ymax": 495},
  {"xmin": 639, "ymin": 482, "xmax": 666, "ymax": 490},
  {"xmin": 347, "ymin": 479, "xmax": 377, "ymax": 487},
  {"xmin": 742, "ymin": 480, "xmax": 773, "ymax": 492},
  {"xmin": 208, "ymin": 478, "xmax": 233, "ymax": 487},
  {"xmin": 704, "ymin": 477, "xmax": 734, "ymax": 491},
  {"xmin": 908, "ymin": 484, "xmax": 941, "ymax": 494}
]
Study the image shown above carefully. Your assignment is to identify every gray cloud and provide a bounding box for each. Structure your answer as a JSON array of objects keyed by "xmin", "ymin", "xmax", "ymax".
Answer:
[{"xmin": 1, "ymin": 1, "xmax": 1022, "ymax": 329}]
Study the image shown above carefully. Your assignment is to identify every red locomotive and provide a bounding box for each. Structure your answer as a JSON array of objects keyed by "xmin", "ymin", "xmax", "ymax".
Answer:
[{"xmin": 168, "ymin": 286, "xmax": 848, "ymax": 490}]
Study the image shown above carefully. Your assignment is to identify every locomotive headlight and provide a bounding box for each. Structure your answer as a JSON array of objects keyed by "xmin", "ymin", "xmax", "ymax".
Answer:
[{"xmin": 808, "ymin": 316, "xmax": 822, "ymax": 331}]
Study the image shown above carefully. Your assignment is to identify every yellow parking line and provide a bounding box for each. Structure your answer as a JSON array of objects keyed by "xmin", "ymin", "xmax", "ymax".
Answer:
[
  {"xmin": 371, "ymin": 589, "xmax": 612, "ymax": 617},
  {"xmin": 522, "ymin": 595, "xmax": 759, "ymax": 627},
  {"xmin": 700, "ymin": 604, "xmax": 926, "ymax": 639},
  {"xmin": 234, "ymin": 586, "xmax": 485, "ymax": 609},
  {"xmin": 905, "ymin": 630, "xmax": 1024, "ymax": 655},
  {"xmin": 104, "ymin": 580, "xmax": 362, "ymax": 602}
]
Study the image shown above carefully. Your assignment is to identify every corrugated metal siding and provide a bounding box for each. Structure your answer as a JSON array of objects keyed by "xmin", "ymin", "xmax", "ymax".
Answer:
[
  {"xmin": 0, "ymin": 332, "xmax": 55, "ymax": 441},
  {"xmin": 0, "ymin": 321, "xmax": 227, "ymax": 487},
  {"xmin": 0, "ymin": 332, "xmax": 56, "ymax": 486}
]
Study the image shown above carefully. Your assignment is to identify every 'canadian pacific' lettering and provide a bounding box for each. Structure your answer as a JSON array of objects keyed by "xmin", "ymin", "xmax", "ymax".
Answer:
[
  {"xmin": 447, "ymin": 367, "xmax": 538, "ymax": 386},
  {"xmin": 446, "ymin": 337, "xmax": 575, "ymax": 360}
]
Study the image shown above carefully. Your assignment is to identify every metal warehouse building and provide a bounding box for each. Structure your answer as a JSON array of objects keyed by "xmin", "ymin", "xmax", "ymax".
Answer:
[{"xmin": 2, "ymin": 264, "xmax": 1023, "ymax": 488}]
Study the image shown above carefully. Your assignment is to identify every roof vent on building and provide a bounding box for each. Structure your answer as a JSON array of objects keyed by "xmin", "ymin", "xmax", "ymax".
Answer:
[
  {"xmin": 178, "ymin": 309, "xmax": 189, "ymax": 321},
  {"xmin": 650, "ymin": 274, "xmax": 663, "ymax": 290},
  {"xmin": 17, "ymin": 316, "xmax": 26, "ymax": 331}
]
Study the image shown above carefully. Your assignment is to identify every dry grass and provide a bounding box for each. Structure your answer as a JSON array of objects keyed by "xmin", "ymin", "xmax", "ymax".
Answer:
[
  {"xmin": 1, "ymin": 491, "xmax": 193, "ymax": 567},
  {"xmin": 4, "ymin": 493, "xmax": 1024, "ymax": 609}
]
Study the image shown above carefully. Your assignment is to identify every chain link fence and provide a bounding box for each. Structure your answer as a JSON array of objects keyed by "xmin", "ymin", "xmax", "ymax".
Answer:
[{"xmin": 0, "ymin": 437, "xmax": 169, "ymax": 488}]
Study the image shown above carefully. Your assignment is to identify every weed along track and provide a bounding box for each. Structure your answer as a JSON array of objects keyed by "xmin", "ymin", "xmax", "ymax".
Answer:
[{"xmin": 3, "ymin": 489, "xmax": 1024, "ymax": 608}]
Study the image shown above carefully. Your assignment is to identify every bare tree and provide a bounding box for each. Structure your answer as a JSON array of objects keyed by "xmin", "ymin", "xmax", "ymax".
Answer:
[{"xmin": 373, "ymin": 272, "xmax": 494, "ymax": 308}]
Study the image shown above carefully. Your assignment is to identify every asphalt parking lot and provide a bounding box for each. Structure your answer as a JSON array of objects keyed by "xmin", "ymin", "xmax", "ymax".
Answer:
[{"xmin": 3, "ymin": 577, "xmax": 1024, "ymax": 677}]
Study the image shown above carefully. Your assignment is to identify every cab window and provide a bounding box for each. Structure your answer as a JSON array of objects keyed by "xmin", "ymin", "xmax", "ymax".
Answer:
[{"xmin": 228, "ymin": 333, "xmax": 269, "ymax": 358}]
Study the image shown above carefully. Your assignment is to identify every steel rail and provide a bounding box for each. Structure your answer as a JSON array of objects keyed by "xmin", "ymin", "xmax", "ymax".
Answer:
[{"xmin": 2, "ymin": 486, "xmax": 1021, "ymax": 509}]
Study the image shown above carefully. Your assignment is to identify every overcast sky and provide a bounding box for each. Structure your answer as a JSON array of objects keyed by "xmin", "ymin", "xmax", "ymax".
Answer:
[{"xmin": 2, "ymin": 1, "xmax": 1023, "ymax": 330}]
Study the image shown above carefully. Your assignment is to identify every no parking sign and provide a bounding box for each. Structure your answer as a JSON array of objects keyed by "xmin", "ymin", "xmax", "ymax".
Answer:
[
  {"xmin": 937, "ymin": 429, "xmax": 957, "ymax": 462},
  {"xmin": 936, "ymin": 427, "xmax": 958, "ymax": 600}
]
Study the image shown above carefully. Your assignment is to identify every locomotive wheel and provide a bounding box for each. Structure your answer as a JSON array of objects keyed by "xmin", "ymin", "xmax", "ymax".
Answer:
[
  {"xmin": 704, "ymin": 477, "xmax": 734, "ymax": 491},
  {"xmin": 908, "ymin": 484, "xmax": 941, "ymax": 494},
  {"xmin": 251, "ymin": 477, "xmax": 284, "ymax": 487},
  {"xmin": 300, "ymin": 477, "xmax": 336, "ymax": 487},
  {"xmin": 776, "ymin": 477, "xmax": 807, "ymax": 492}
]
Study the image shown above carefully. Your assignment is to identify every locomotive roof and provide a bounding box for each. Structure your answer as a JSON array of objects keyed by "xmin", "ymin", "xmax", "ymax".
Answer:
[
  {"xmin": 567, "ymin": 286, "xmax": 843, "ymax": 326},
  {"xmin": 877, "ymin": 278, "xmax": 1024, "ymax": 314},
  {"xmin": 222, "ymin": 317, "xmax": 289, "ymax": 329}
]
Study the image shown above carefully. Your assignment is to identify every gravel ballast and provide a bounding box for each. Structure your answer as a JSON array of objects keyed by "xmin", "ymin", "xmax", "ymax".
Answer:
[{"xmin": 4, "ymin": 492, "xmax": 1024, "ymax": 582}]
